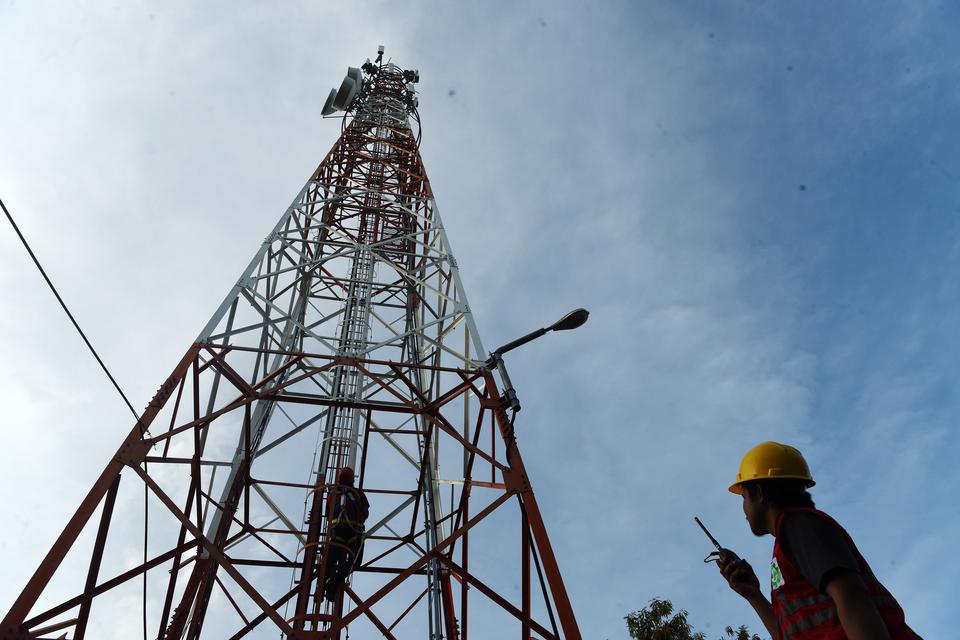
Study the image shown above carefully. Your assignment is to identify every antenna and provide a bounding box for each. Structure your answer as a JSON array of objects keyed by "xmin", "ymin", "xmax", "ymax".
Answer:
[
  {"xmin": 331, "ymin": 75, "xmax": 357, "ymax": 111},
  {"xmin": 347, "ymin": 66, "xmax": 363, "ymax": 86},
  {"xmin": 321, "ymin": 88, "xmax": 337, "ymax": 116}
]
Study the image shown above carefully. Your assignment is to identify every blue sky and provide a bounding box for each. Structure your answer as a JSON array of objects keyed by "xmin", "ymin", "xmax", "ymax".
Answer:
[{"xmin": 1, "ymin": 1, "xmax": 958, "ymax": 638}]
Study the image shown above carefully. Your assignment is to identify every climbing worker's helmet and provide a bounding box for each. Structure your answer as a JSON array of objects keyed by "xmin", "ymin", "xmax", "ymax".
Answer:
[
  {"xmin": 729, "ymin": 441, "xmax": 815, "ymax": 494},
  {"xmin": 337, "ymin": 466, "xmax": 356, "ymax": 486}
]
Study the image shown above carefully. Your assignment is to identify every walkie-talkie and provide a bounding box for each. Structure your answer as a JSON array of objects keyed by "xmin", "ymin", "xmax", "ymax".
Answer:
[{"xmin": 694, "ymin": 516, "xmax": 739, "ymax": 564}]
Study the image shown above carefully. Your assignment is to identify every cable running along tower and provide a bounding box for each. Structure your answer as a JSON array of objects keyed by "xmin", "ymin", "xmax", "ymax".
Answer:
[{"xmin": 2, "ymin": 49, "xmax": 582, "ymax": 639}]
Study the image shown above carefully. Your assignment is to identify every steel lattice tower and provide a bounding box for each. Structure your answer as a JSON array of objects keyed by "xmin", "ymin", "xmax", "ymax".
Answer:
[{"xmin": 2, "ymin": 50, "xmax": 582, "ymax": 640}]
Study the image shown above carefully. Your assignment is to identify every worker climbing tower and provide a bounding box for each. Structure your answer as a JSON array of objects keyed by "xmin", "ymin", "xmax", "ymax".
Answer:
[{"xmin": 2, "ymin": 48, "xmax": 581, "ymax": 640}]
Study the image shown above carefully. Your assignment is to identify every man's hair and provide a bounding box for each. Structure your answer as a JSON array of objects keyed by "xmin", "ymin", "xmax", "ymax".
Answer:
[{"xmin": 742, "ymin": 479, "xmax": 815, "ymax": 509}]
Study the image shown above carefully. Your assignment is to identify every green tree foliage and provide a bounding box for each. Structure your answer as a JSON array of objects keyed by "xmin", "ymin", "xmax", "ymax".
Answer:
[
  {"xmin": 722, "ymin": 625, "xmax": 761, "ymax": 640},
  {"xmin": 624, "ymin": 598, "xmax": 705, "ymax": 640},
  {"xmin": 624, "ymin": 598, "xmax": 763, "ymax": 640}
]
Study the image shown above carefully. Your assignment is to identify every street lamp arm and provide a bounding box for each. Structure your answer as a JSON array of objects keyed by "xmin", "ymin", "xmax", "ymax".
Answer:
[
  {"xmin": 491, "ymin": 326, "xmax": 549, "ymax": 359},
  {"xmin": 482, "ymin": 308, "xmax": 589, "ymax": 413},
  {"xmin": 485, "ymin": 307, "xmax": 590, "ymax": 367}
]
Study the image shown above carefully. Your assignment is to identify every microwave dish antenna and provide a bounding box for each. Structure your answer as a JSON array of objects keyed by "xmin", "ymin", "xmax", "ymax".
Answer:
[
  {"xmin": 331, "ymin": 67, "xmax": 364, "ymax": 112},
  {"xmin": 331, "ymin": 76, "xmax": 356, "ymax": 111},
  {"xmin": 321, "ymin": 87, "xmax": 337, "ymax": 116}
]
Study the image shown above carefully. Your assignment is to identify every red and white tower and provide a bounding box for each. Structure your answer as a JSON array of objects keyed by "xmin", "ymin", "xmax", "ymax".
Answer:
[{"xmin": 2, "ymin": 48, "xmax": 582, "ymax": 640}]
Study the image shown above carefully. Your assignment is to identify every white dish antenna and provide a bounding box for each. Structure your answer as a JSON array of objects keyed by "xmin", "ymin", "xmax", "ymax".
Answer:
[
  {"xmin": 321, "ymin": 88, "xmax": 337, "ymax": 116},
  {"xmin": 331, "ymin": 67, "xmax": 364, "ymax": 111},
  {"xmin": 331, "ymin": 76, "xmax": 356, "ymax": 111},
  {"xmin": 347, "ymin": 66, "xmax": 363, "ymax": 87}
]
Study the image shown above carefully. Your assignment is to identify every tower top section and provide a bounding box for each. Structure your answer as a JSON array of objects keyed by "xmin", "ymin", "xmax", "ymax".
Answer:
[{"xmin": 321, "ymin": 45, "xmax": 420, "ymax": 119}]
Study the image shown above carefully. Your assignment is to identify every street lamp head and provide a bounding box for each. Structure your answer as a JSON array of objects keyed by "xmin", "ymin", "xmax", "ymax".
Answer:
[{"xmin": 549, "ymin": 308, "xmax": 589, "ymax": 332}]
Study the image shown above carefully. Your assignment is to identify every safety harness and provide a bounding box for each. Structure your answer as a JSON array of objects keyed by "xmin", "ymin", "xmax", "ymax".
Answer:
[{"xmin": 330, "ymin": 485, "xmax": 366, "ymax": 545}]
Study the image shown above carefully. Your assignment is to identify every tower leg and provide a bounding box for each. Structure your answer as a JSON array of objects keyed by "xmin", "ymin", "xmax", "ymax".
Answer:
[
  {"xmin": 496, "ymin": 403, "xmax": 582, "ymax": 640},
  {"xmin": 441, "ymin": 571, "xmax": 460, "ymax": 640},
  {"xmin": 521, "ymin": 510, "xmax": 531, "ymax": 640}
]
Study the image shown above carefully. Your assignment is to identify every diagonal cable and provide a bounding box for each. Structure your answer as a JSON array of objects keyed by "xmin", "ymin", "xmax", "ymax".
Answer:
[
  {"xmin": 2, "ymin": 194, "xmax": 150, "ymax": 640},
  {"xmin": 1, "ymin": 195, "xmax": 145, "ymax": 433}
]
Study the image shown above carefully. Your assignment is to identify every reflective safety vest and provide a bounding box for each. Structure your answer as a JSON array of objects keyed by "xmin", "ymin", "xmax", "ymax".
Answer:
[{"xmin": 771, "ymin": 508, "xmax": 922, "ymax": 640}]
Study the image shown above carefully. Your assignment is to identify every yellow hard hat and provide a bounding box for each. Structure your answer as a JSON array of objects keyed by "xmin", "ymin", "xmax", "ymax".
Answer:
[{"xmin": 729, "ymin": 441, "xmax": 815, "ymax": 494}]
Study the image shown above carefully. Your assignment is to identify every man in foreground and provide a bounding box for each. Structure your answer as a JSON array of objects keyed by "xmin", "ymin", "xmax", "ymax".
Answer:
[{"xmin": 718, "ymin": 441, "xmax": 921, "ymax": 640}]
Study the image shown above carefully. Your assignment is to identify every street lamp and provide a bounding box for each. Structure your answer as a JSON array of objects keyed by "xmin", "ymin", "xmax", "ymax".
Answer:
[{"xmin": 484, "ymin": 308, "xmax": 589, "ymax": 412}]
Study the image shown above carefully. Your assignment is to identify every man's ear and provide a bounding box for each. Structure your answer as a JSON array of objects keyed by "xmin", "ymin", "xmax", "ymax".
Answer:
[{"xmin": 753, "ymin": 483, "xmax": 767, "ymax": 505}]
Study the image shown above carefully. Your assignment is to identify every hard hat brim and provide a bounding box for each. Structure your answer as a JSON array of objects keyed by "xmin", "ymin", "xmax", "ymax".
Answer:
[{"xmin": 729, "ymin": 476, "xmax": 816, "ymax": 495}]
